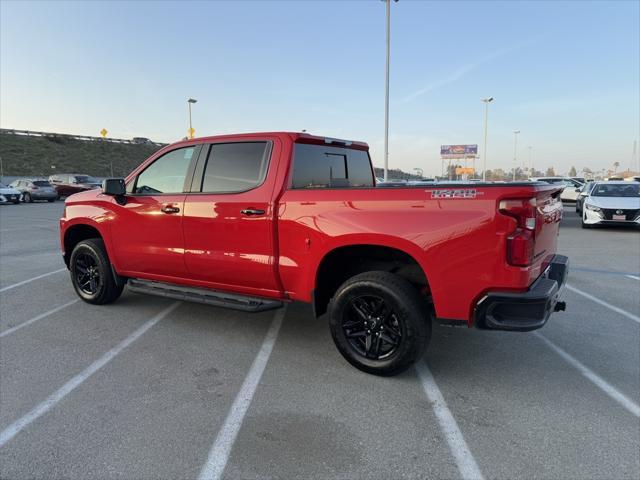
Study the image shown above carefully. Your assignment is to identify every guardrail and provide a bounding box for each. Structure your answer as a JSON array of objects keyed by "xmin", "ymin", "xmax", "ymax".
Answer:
[{"xmin": 0, "ymin": 128, "xmax": 166, "ymax": 146}]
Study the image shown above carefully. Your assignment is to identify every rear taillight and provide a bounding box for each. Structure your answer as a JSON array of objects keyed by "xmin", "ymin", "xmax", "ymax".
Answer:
[
  {"xmin": 499, "ymin": 197, "xmax": 537, "ymax": 267},
  {"xmin": 31, "ymin": 186, "xmax": 39, "ymax": 190}
]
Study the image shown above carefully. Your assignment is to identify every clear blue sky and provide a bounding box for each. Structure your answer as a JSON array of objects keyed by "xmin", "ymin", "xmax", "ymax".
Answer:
[{"xmin": 1, "ymin": 0, "xmax": 638, "ymax": 176}]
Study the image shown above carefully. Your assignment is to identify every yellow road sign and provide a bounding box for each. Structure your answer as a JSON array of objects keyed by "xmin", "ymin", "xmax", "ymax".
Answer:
[
  {"xmin": 100, "ymin": 128, "xmax": 108, "ymax": 138},
  {"xmin": 188, "ymin": 128, "xmax": 195, "ymax": 139},
  {"xmin": 455, "ymin": 167, "xmax": 475, "ymax": 175}
]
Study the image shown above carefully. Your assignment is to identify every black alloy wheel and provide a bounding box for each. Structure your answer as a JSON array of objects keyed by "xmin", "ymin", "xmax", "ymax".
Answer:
[
  {"xmin": 70, "ymin": 238, "xmax": 124, "ymax": 304},
  {"xmin": 329, "ymin": 271, "xmax": 431, "ymax": 376},
  {"xmin": 342, "ymin": 295, "xmax": 403, "ymax": 360},
  {"xmin": 74, "ymin": 252, "xmax": 102, "ymax": 295}
]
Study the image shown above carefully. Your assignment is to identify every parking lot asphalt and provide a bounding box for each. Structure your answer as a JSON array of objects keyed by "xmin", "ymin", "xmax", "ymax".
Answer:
[{"xmin": 0, "ymin": 201, "xmax": 638, "ymax": 479}]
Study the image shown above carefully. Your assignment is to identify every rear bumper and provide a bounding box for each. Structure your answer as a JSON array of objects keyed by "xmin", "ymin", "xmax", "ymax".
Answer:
[{"xmin": 475, "ymin": 255, "xmax": 569, "ymax": 332}]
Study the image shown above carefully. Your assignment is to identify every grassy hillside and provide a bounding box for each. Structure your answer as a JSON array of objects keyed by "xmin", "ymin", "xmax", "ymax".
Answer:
[
  {"xmin": 0, "ymin": 132, "xmax": 163, "ymax": 177},
  {"xmin": 0, "ymin": 132, "xmax": 422, "ymax": 181}
]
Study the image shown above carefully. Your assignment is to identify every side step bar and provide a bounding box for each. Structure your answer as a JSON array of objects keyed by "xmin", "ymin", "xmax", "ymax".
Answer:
[{"xmin": 127, "ymin": 279, "xmax": 283, "ymax": 312}]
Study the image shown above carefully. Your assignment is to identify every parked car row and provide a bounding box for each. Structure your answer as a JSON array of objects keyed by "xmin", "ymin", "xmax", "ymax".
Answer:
[{"xmin": 0, "ymin": 173, "xmax": 102, "ymax": 204}]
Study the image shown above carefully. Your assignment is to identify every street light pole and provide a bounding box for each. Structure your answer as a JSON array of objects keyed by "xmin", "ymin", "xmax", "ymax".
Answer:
[
  {"xmin": 528, "ymin": 146, "xmax": 533, "ymax": 175},
  {"xmin": 512, "ymin": 130, "xmax": 520, "ymax": 181},
  {"xmin": 187, "ymin": 98, "xmax": 197, "ymax": 139},
  {"xmin": 481, "ymin": 97, "xmax": 493, "ymax": 181},
  {"xmin": 383, "ymin": 0, "xmax": 394, "ymax": 182}
]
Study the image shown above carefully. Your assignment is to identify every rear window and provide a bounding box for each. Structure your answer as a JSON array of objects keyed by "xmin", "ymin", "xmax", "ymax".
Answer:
[
  {"xmin": 291, "ymin": 144, "xmax": 374, "ymax": 189},
  {"xmin": 33, "ymin": 181, "xmax": 51, "ymax": 186}
]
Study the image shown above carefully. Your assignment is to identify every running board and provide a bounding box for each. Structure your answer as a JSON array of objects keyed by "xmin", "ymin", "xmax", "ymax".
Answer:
[{"xmin": 127, "ymin": 279, "xmax": 283, "ymax": 312}]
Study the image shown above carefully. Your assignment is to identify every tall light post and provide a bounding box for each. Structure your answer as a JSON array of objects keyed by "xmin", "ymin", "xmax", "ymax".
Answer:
[
  {"xmin": 187, "ymin": 98, "xmax": 197, "ymax": 139},
  {"xmin": 382, "ymin": 0, "xmax": 397, "ymax": 182},
  {"xmin": 512, "ymin": 129, "xmax": 520, "ymax": 180},
  {"xmin": 481, "ymin": 97, "xmax": 493, "ymax": 181}
]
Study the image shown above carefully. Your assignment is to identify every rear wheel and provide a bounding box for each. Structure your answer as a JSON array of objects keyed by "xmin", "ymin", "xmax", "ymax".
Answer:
[
  {"xmin": 329, "ymin": 271, "xmax": 431, "ymax": 376},
  {"xmin": 47, "ymin": 198, "xmax": 55, "ymax": 203},
  {"xmin": 70, "ymin": 238, "xmax": 123, "ymax": 304}
]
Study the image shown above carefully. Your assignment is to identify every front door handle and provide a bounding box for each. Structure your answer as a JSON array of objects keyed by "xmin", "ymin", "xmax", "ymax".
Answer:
[
  {"xmin": 241, "ymin": 208, "xmax": 265, "ymax": 216},
  {"xmin": 161, "ymin": 205, "xmax": 181, "ymax": 214}
]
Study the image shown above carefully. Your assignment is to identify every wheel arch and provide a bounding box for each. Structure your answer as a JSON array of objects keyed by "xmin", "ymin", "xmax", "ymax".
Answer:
[
  {"xmin": 312, "ymin": 243, "xmax": 431, "ymax": 318},
  {"xmin": 63, "ymin": 222, "xmax": 107, "ymax": 268}
]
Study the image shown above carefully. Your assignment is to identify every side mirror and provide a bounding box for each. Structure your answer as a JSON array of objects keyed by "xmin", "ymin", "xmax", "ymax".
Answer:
[
  {"xmin": 575, "ymin": 188, "xmax": 581, "ymax": 193},
  {"xmin": 102, "ymin": 178, "xmax": 127, "ymax": 205},
  {"xmin": 102, "ymin": 178, "xmax": 126, "ymax": 195}
]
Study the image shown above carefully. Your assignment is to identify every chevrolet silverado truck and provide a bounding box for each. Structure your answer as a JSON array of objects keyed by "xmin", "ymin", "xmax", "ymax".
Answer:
[{"xmin": 60, "ymin": 132, "xmax": 568, "ymax": 376}]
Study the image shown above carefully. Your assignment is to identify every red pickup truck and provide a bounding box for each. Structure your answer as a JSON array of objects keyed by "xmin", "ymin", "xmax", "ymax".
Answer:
[{"xmin": 60, "ymin": 132, "xmax": 568, "ymax": 375}]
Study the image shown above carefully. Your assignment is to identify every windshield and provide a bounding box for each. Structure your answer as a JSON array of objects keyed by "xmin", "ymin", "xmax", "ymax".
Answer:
[
  {"xmin": 591, "ymin": 183, "xmax": 640, "ymax": 197},
  {"xmin": 33, "ymin": 181, "xmax": 51, "ymax": 186},
  {"xmin": 74, "ymin": 176, "xmax": 98, "ymax": 183}
]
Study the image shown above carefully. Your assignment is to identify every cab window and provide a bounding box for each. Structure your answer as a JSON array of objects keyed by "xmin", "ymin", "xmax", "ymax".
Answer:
[{"xmin": 134, "ymin": 147, "xmax": 196, "ymax": 194}]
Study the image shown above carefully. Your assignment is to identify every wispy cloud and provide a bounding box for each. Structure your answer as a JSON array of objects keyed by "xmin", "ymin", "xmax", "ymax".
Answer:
[{"xmin": 400, "ymin": 36, "xmax": 543, "ymax": 104}]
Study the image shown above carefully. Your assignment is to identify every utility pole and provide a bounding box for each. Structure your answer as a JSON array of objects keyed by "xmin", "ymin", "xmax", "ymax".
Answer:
[
  {"xmin": 481, "ymin": 97, "xmax": 494, "ymax": 181},
  {"xmin": 383, "ymin": 1, "xmax": 395, "ymax": 182}
]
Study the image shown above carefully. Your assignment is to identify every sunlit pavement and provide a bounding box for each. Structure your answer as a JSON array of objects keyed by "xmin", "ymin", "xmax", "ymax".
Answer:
[{"xmin": 0, "ymin": 202, "xmax": 638, "ymax": 479}]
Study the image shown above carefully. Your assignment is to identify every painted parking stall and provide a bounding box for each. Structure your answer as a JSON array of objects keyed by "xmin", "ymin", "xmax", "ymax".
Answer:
[{"xmin": 0, "ymin": 202, "xmax": 638, "ymax": 479}]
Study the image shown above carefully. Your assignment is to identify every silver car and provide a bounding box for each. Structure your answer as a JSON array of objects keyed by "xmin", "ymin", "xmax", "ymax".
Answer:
[{"xmin": 9, "ymin": 179, "xmax": 58, "ymax": 202}]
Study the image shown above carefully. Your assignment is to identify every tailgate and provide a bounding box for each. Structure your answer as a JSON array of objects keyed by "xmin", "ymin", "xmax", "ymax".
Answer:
[{"xmin": 533, "ymin": 187, "xmax": 563, "ymax": 274}]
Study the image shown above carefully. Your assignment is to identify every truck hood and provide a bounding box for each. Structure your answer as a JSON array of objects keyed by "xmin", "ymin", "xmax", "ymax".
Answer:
[{"xmin": 586, "ymin": 196, "xmax": 640, "ymax": 209}]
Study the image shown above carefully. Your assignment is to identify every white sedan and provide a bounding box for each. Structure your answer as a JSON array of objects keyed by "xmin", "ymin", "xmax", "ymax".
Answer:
[
  {"xmin": 581, "ymin": 181, "xmax": 640, "ymax": 228},
  {"xmin": 0, "ymin": 182, "xmax": 22, "ymax": 204}
]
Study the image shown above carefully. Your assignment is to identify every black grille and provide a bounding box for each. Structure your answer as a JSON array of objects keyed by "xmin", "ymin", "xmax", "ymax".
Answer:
[{"xmin": 601, "ymin": 208, "xmax": 640, "ymax": 221}]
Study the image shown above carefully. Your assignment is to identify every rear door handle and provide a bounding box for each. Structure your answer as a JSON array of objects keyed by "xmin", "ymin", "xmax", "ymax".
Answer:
[
  {"xmin": 161, "ymin": 205, "xmax": 181, "ymax": 214},
  {"xmin": 240, "ymin": 208, "xmax": 265, "ymax": 216}
]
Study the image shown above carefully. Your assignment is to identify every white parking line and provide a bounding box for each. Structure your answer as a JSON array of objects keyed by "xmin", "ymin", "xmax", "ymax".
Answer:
[
  {"xmin": 0, "ymin": 268, "xmax": 66, "ymax": 293},
  {"xmin": 0, "ymin": 299, "xmax": 78, "ymax": 338},
  {"xmin": 536, "ymin": 333, "xmax": 640, "ymax": 417},
  {"xmin": 566, "ymin": 285, "xmax": 640, "ymax": 325},
  {"xmin": 416, "ymin": 361, "xmax": 484, "ymax": 480},
  {"xmin": 197, "ymin": 306, "xmax": 287, "ymax": 480},
  {"xmin": 626, "ymin": 275, "xmax": 640, "ymax": 281},
  {"xmin": 0, "ymin": 301, "xmax": 181, "ymax": 448}
]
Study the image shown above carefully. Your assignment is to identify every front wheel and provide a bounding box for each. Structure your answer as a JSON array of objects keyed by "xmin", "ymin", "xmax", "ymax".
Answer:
[
  {"xmin": 23, "ymin": 193, "xmax": 32, "ymax": 203},
  {"xmin": 70, "ymin": 238, "xmax": 124, "ymax": 304},
  {"xmin": 329, "ymin": 271, "xmax": 431, "ymax": 376},
  {"xmin": 581, "ymin": 213, "xmax": 591, "ymax": 229}
]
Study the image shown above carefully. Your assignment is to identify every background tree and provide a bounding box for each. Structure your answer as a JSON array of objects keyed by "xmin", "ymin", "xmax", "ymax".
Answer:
[
  {"xmin": 568, "ymin": 166, "xmax": 577, "ymax": 177},
  {"xmin": 545, "ymin": 166, "xmax": 556, "ymax": 176}
]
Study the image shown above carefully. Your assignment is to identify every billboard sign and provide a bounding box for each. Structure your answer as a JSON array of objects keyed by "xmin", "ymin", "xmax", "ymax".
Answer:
[{"xmin": 441, "ymin": 144, "xmax": 478, "ymax": 157}]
